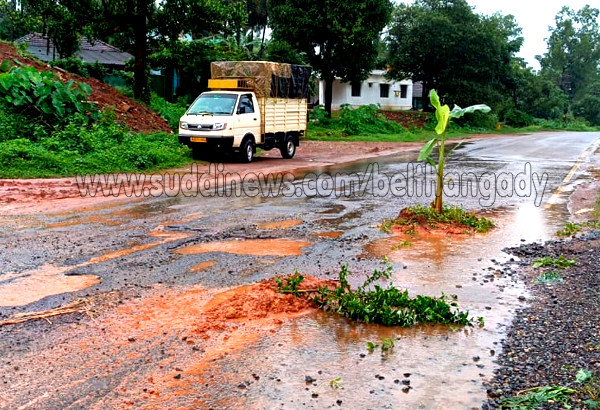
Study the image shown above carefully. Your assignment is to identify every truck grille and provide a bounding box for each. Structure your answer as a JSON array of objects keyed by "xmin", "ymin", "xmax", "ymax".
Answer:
[{"xmin": 188, "ymin": 124, "xmax": 213, "ymax": 131}]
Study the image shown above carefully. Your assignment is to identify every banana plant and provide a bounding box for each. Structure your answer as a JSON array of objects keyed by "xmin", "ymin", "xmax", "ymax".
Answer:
[{"xmin": 418, "ymin": 90, "xmax": 491, "ymax": 213}]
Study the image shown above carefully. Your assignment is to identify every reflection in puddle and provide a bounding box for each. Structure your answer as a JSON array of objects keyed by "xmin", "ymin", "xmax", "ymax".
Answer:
[
  {"xmin": 0, "ymin": 264, "xmax": 100, "ymax": 307},
  {"xmin": 174, "ymin": 239, "xmax": 311, "ymax": 257},
  {"xmin": 256, "ymin": 219, "xmax": 302, "ymax": 230}
]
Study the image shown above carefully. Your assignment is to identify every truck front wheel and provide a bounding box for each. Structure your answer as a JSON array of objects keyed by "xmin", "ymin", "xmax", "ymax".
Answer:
[
  {"xmin": 280, "ymin": 135, "xmax": 296, "ymax": 159},
  {"xmin": 241, "ymin": 139, "xmax": 254, "ymax": 163}
]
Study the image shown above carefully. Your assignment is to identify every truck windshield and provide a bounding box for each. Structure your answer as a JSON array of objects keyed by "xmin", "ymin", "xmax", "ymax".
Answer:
[{"xmin": 187, "ymin": 94, "xmax": 238, "ymax": 115}]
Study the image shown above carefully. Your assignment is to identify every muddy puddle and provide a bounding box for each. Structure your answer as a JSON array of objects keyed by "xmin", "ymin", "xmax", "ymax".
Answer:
[
  {"xmin": 0, "ymin": 264, "xmax": 101, "ymax": 307},
  {"xmin": 191, "ymin": 202, "xmax": 570, "ymax": 409},
  {"xmin": 174, "ymin": 238, "xmax": 311, "ymax": 257},
  {"xmin": 0, "ymin": 226, "xmax": 189, "ymax": 307},
  {"xmin": 256, "ymin": 219, "xmax": 302, "ymax": 230}
]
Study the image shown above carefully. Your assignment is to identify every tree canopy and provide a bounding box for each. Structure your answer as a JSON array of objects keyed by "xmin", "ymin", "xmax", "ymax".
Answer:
[
  {"xmin": 269, "ymin": 0, "xmax": 393, "ymax": 116},
  {"xmin": 386, "ymin": 0, "xmax": 523, "ymax": 110}
]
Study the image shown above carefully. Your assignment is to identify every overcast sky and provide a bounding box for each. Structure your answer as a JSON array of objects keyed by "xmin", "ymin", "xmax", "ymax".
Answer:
[{"xmin": 468, "ymin": 0, "xmax": 593, "ymax": 69}]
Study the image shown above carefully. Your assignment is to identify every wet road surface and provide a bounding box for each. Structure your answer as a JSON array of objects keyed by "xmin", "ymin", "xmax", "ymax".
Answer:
[{"xmin": 0, "ymin": 132, "xmax": 599, "ymax": 409}]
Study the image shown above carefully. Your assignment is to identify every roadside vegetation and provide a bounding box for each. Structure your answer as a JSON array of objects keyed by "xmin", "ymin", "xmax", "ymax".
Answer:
[
  {"xmin": 275, "ymin": 264, "xmax": 477, "ymax": 327},
  {"xmin": 499, "ymin": 369, "xmax": 600, "ymax": 409},
  {"xmin": 0, "ymin": 61, "xmax": 190, "ymax": 178},
  {"xmin": 307, "ymin": 103, "xmax": 600, "ymax": 143},
  {"xmin": 381, "ymin": 204, "xmax": 494, "ymax": 235}
]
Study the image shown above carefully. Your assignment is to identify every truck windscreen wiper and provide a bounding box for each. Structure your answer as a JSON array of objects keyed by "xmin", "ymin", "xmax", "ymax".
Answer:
[{"xmin": 188, "ymin": 111, "xmax": 212, "ymax": 116}]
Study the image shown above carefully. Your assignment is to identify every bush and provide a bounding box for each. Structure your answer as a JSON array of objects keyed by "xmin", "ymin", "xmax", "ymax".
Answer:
[
  {"xmin": 149, "ymin": 93, "xmax": 189, "ymax": 131},
  {"xmin": 503, "ymin": 108, "xmax": 534, "ymax": 127},
  {"xmin": 451, "ymin": 110, "xmax": 498, "ymax": 130},
  {"xmin": 0, "ymin": 61, "xmax": 98, "ymax": 126},
  {"xmin": 48, "ymin": 57, "xmax": 107, "ymax": 81},
  {"xmin": 309, "ymin": 105, "xmax": 330, "ymax": 124},
  {"xmin": 339, "ymin": 104, "xmax": 405, "ymax": 135}
]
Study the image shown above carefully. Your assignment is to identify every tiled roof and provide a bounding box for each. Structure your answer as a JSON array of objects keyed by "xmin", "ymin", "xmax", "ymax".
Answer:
[{"xmin": 15, "ymin": 33, "xmax": 133, "ymax": 67}]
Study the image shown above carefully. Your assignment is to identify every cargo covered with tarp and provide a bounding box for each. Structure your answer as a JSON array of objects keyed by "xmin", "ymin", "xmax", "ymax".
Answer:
[{"xmin": 210, "ymin": 61, "xmax": 311, "ymax": 99}]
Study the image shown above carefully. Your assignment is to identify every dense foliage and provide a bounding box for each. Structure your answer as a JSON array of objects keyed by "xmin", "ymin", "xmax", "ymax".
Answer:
[
  {"xmin": 0, "ymin": 61, "xmax": 97, "ymax": 125},
  {"xmin": 311, "ymin": 264, "xmax": 473, "ymax": 327},
  {"xmin": 269, "ymin": 0, "xmax": 393, "ymax": 116},
  {"xmin": 386, "ymin": 0, "xmax": 522, "ymax": 111}
]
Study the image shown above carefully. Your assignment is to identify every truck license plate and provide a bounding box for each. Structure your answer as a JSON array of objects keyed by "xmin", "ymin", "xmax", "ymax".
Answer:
[{"xmin": 190, "ymin": 137, "xmax": 207, "ymax": 143}]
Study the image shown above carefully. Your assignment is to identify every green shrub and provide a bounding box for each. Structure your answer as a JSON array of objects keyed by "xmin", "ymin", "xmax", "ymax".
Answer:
[
  {"xmin": 48, "ymin": 57, "xmax": 107, "ymax": 80},
  {"xmin": 451, "ymin": 110, "xmax": 498, "ymax": 130},
  {"xmin": 0, "ymin": 61, "xmax": 98, "ymax": 126},
  {"xmin": 339, "ymin": 104, "xmax": 405, "ymax": 135},
  {"xmin": 503, "ymin": 108, "xmax": 534, "ymax": 127},
  {"xmin": 309, "ymin": 105, "xmax": 330, "ymax": 124},
  {"xmin": 149, "ymin": 93, "xmax": 188, "ymax": 131}
]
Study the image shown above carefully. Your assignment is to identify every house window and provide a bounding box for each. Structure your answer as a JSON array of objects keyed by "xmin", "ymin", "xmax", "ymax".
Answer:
[
  {"xmin": 400, "ymin": 85, "xmax": 408, "ymax": 99},
  {"xmin": 351, "ymin": 82, "xmax": 361, "ymax": 97},
  {"xmin": 380, "ymin": 84, "xmax": 390, "ymax": 98}
]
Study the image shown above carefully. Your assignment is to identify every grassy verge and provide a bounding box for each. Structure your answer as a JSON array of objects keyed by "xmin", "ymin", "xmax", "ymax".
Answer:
[{"xmin": 0, "ymin": 104, "xmax": 192, "ymax": 179}]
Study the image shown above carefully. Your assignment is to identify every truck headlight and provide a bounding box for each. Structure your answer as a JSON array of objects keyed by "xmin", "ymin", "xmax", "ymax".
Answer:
[
  {"xmin": 180, "ymin": 121, "xmax": 189, "ymax": 129},
  {"xmin": 213, "ymin": 122, "xmax": 227, "ymax": 130}
]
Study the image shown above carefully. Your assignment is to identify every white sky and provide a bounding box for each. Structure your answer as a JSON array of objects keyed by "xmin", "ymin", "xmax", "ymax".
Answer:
[
  {"xmin": 398, "ymin": 1, "xmax": 596, "ymax": 70},
  {"xmin": 469, "ymin": 0, "xmax": 594, "ymax": 69}
]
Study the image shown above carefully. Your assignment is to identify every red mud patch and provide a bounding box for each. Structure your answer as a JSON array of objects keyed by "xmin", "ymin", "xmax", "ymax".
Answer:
[{"xmin": 173, "ymin": 238, "xmax": 311, "ymax": 257}]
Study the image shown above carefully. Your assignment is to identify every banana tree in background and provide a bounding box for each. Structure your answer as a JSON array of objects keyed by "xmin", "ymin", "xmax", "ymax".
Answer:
[{"xmin": 418, "ymin": 90, "xmax": 491, "ymax": 213}]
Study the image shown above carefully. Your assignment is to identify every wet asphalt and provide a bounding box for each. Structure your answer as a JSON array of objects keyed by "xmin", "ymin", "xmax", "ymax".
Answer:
[{"xmin": 0, "ymin": 131, "xmax": 599, "ymax": 409}]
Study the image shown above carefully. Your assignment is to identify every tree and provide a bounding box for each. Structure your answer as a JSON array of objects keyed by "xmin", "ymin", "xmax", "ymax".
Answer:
[
  {"xmin": 538, "ymin": 5, "xmax": 600, "ymax": 124},
  {"xmin": 386, "ymin": 0, "xmax": 522, "ymax": 111},
  {"xmin": 268, "ymin": 0, "xmax": 393, "ymax": 116}
]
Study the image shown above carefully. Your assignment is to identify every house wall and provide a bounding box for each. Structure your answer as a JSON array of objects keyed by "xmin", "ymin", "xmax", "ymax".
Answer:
[{"xmin": 318, "ymin": 71, "xmax": 412, "ymax": 111}]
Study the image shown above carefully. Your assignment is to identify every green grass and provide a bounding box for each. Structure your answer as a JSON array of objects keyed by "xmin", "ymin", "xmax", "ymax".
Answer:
[
  {"xmin": 381, "ymin": 204, "xmax": 495, "ymax": 234},
  {"xmin": 0, "ymin": 105, "xmax": 192, "ymax": 178},
  {"xmin": 532, "ymin": 255, "xmax": 576, "ymax": 269}
]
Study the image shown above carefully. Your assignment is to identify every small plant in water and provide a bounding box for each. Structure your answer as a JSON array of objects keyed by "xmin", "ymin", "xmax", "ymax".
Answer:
[
  {"xmin": 532, "ymin": 255, "xmax": 576, "ymax": 269},
  {"xmin": 329, "ymin": 377, "xmax": 344, "ymax": 390},
  {"xmin": 381, "ymin": 337, "xmax": 395, "ymax": 352},
  {"xmin": 534, "ymin": 271, "xmax": 564, "ymax": 285},
  {"xmin": 391, "ymin": 239, "xmax": 412, "ymax": 250},
  {"xmin": 366, "ymin": 341, "xmax": 379, "ymax": 352}
]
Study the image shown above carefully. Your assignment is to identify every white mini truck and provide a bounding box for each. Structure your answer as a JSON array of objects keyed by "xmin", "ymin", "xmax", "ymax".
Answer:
[{"xmin": 178, "ymin": 61, "xmax": 310, "ymax": 162}]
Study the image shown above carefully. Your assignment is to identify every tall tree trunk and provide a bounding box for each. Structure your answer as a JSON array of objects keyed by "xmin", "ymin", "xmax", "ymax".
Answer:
[
  {"xmin": 258, "ymin": 24, "xmax": 267, "ymax": 59},
  {"xmin": 133, "ymin": 0, "xmax": 148, "ymax": 102},
  {"xmin": 324, "ymin": 74, "xmax": 334, "ymax": 118}
]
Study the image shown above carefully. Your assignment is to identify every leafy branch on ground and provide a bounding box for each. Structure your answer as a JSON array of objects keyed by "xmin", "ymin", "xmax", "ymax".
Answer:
[
  {"xmin": 275, "ymin": 264, "xmax": 475, "ymax": 327},
  {"xmin": 532, "ymin": 255, "xmax": 576, "ymax": 269},
  {"xmin": 274, "ymin": 272, "xmax": 305, "ymax": 297},
  {"xmin": 381, "ymin": 204, "xmax": 494, "ymax": 234},
  {"xmin": 500, "ymin": 369, "xmax": 600, "ymax": 409},
  {"xmin": 534, "ymin": 271, "xmax": 564, "ymax": 285}
]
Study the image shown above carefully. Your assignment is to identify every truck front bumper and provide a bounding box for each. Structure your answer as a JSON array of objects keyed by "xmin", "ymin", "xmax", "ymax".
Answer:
[{"xmin": 178, "ymin": 135, "xmax": 235, "ymax": 150}]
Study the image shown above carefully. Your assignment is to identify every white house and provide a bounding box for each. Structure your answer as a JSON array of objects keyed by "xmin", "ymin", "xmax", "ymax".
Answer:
[{"xmin": 317, "ymin": 70, "xmax": 413, "ymax": 111}]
